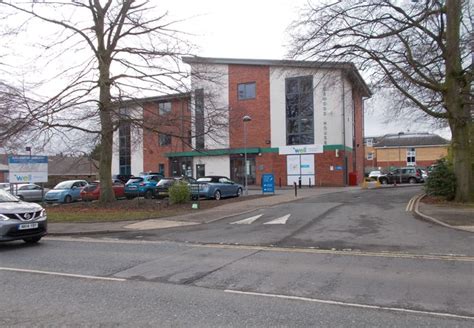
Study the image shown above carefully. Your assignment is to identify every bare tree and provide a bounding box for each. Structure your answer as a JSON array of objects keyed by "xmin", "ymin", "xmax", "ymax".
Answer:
[
  {"xmin": 290, "ymin": 0, "xmax": 473, "ymax": 202},
  {"xmin": 0, "ymin": 0, "xmax": 227, "ymax": 202}
]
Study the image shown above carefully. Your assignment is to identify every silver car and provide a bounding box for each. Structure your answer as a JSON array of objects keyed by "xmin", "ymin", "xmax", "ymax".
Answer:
[
  {"xmin": 11, "ymin": 183, "xmax": 49, "ymax": 202},
  {"xmin": 0, "ymin": 189, "xmax": 47, "ymax": 243}
]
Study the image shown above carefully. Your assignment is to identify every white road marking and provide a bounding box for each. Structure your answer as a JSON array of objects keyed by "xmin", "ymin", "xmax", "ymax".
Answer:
[
  {"xmin": 224, "ymin": 290, "xmax": 474, "ymax": 321},
  {"xmin": 264, "ymin": 214, "xmax": 290, "ymax": 225},
  {"xmin": 0, "ymin": 267, "xmax": 126, "ymax": 282},
  {"xmin": 230, "ymin": 214, "xmax": 263, "ymax": 225}
]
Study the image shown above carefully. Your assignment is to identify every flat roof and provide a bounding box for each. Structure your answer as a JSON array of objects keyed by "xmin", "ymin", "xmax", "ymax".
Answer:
[{"xmin": 182, "ymin": 56, "xmax": 371, "ymax": 97}]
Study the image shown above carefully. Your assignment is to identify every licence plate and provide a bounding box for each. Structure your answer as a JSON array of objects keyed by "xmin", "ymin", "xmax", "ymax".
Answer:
[{"xmin": 18, "ymin": 223, "xmax": 39, "ymax": 230}]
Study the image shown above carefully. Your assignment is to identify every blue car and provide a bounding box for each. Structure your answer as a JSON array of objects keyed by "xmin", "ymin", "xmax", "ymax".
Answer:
[
  {"xmin": 124, "ymin": 174, "xmax": 163, "ymax": 199},
  {"xmin": 190, "ymin": 176, "xmax": 243, "ymax": 200},
  {"xmin": 44, "ymin": 180, "xmax": 89, "ymax": 203}
]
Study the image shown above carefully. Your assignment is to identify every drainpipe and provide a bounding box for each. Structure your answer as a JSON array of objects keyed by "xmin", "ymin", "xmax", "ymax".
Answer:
[{"xmin": 341, "ymin": 71, "xmax": 347, "ymax": 186}]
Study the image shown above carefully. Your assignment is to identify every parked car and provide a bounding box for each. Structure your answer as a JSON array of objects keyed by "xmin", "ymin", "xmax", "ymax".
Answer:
[
  {"xmin": 124, "ymin": 174, "xmax": 163, "ymax": 199},
  {"xmin": 112, "ymin": 174, "xmax": 134, "ymax": 184},
  {"xmin": 80, "ymin": 180, "xmax": 125, "ymax": 201},
  {"xmin": 368, "ymin": 170, "xmax": 383, "ymax": 180},
  {"xmin": 155, "ymin": 176, "xmax": 197, "ymax": 198},
  {"xmin": 44, "ymin": 180, "xmax": 89, "ymax": 203},
  {"xmin": 378, "ymin": 167, "xmax": 424, "ymax": 184},
  {"xmin": 0, "ymin": 183, "xmax": 10, "ymax": 191},
  {"xmin": 11, "ymin": 183, "xmax": 50, "ymax": 202},
  {"xmin": 190, "ymin": 176, "xmax": 243, "ymax": 200},
  {"xmin": 0, "ymin": 189, "xmax": 47, "ymax": 243}
]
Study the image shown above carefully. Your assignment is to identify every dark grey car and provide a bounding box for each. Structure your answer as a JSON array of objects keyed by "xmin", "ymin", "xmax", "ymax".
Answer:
[{"xmin": 0, "ymin": 189, "xmax": 47, "ymax": 243}]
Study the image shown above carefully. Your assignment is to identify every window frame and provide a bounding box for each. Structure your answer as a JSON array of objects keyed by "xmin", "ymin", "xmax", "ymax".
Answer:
[
  {"xmin": 285, "ymin": 75, "xmax": 314, "ymax": 146},
  {"xmin": 237, "ymin": 82, "xmax": 256, "ymax": 100},
  {"xmin": 158, "ymin": 101, "xmax": 172, "ymax": 115},
  {"xmin": 159, "ymin": 133, "xmax": 172, "ymax": 146}
]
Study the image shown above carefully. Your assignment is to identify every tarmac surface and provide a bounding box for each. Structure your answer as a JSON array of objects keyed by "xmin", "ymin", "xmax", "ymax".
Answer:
[{"xmin": 48, "ymin": 184, "xmax": 474, "ymax": 235}]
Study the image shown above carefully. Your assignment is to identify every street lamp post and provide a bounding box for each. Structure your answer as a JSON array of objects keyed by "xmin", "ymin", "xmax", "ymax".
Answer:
[
  {"xmin": 398, "ymin": 132, "xmax": 404, "ymax": 184},
  {"xmin": 243, "ymin": 115, "xmax": 252, "ymax": 195}
]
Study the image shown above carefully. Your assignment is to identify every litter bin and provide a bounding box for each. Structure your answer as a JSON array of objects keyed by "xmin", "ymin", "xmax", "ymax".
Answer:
[{"xmin": 349, "ymin": 172, "xmax": 358, "ymax": 186}]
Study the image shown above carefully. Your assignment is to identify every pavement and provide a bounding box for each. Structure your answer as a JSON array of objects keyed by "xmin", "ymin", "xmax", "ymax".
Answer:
[{"xmin": 47, "ymin": 185, "xmax": 474, "ymax": 236}]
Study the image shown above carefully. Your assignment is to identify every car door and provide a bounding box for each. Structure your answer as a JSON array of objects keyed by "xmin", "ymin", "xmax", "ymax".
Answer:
[
  {"xmin": 71, "ymin": 182, "xmax": 83, "ymax": 200},
  {"xmin": 218, "ymin": 178, "xmax": 233, "ymax": 197},
  {"xmin": 18, "ymin": 185, "xmax": 33, "ymax": 201},
  {"xmin": 29, "ymin": 184, "xmax": 43, "ymax": 201}
]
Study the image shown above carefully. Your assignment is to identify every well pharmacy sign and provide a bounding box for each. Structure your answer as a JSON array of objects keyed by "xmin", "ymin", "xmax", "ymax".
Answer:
[
  {"xmin": 278, "ymin": 144, "xmax": 323, "ymax": 155},
  {"xmin": 8, "ymin": 156, "xmax": 48, "ymax": 183}
]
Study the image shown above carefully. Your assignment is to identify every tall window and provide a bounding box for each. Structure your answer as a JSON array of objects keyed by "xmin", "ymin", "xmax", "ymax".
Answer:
[
  {"xmin": 195, "ymin": 88, "xmax": 205, "ymax": 150},
  {"xmin": 159, "ymin": 102, "xmax": 172, "ymax": 115},
  {"xmin": 286, "ymin": 76, "xmax": 314, "ymax": 145},
  {"xmin": 238, "ymin": 82, "xmax": 256, "ymax": 100},
  {"xmin": 406, "ymin": 148, "xmax": 416, "ymax": 166},
  {"xmin": 159, "ymin": 134, "xmax": 171, "ymax": 146},
  {"xmin": 118, "ymin": 121, "xmax": 131, "ymax": 175}
]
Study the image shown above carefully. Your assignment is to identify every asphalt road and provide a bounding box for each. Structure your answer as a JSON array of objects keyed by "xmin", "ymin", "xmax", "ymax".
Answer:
[{"xmin": 1, "ymin": 186, "xmax": 473, "ymax": 327}]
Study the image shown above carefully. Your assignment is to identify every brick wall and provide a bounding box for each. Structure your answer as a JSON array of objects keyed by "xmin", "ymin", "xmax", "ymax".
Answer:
[
  {"xmin": 0, "ymin": 172, "xmax": 5, "ymax": 182},
  {"xmin": 255, "ymin": 153, "xmax": 287, "ymax": 187},
  {"xmin": 228, "ymin": 65, "xmax": 271, "ymax": 149},
  {"xmin": 142, "ymin": 97, "xmax": 191, "ymax": 174},
  {"xmin": 375, "ymin": 146, "xmax": 448, "ymax": 168},
  {"xmin": 315, "ymin": 151, "xmax": 345, "ymax": 186}
]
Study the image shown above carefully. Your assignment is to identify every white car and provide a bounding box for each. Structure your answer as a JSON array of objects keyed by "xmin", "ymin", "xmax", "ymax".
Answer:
[
  {"xmin": 0, "ymin": 189, "xmax": 47, "ymax": 243},
  {"xmin": 0, "ymin": 183, "xmax": 10, "ymax": 191},
  {"xmin": 368, "ymin": 170, "xmax": 383, "ymax": 180}
]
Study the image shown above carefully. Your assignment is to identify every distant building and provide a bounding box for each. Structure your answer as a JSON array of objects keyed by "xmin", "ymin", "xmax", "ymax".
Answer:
[{"xmin": 364, "ymin": 132, "xmax": 450, "ymax": 172}]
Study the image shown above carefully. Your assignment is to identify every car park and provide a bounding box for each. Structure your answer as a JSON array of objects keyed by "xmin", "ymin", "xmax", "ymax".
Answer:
[
  {"xmin": 0, "ymin": 189, "xmax": 47, "ymax": 243},
  {"xmin": 378, "ymin": 167, "xmax": 424, "ymax": 184},
  {"xmin": 80, "ymin": 180, "xmax": 125, "ymax": 201},
  {"xmin": 44, "ymin": 180, "xmax": 89, "ymax": 203},
  {"xmin": 11, "ymin": 183, "xmax": 49, "ymax": 202},
  {"xmin": 155, "ymin": 176, "xmax": 196, "ymax": 198},
  {"xmin": 190, "ymin": 176, "xmax": 243, "ymax": 200},
  {"xmin": 124, "ymin": 174, "xmax": 163, "ymax": 199}
]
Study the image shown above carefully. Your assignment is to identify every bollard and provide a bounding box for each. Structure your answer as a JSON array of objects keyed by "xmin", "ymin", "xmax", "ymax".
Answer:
[
  {"xmin": 309, "ymin": 178, "xmax": 311, "ymax": 188},
  {"xmin": 294, "ymin": 182, "xmax": 297, "ymax": 197},
  {"xmin": 298, "ymin": 176, "xmax": 302, "ymax": 189},
  {"xmin": 279, "ymin": 177, "xmax": 281, "ymax": 188}
]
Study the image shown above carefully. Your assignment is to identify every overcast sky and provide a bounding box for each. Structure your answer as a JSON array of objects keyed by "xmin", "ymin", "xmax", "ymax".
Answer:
[{"xmin": 162, "ymin": 0, "xmax": 451, "ymax": 139}]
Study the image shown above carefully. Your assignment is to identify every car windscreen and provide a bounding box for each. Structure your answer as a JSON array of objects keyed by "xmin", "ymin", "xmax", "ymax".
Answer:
[
  {"xmin": 0, "ymin": 189, "xmax": 20, "ymax": 202},
  {"xmin": 157, "ymin": 179, "xmax": 174, "ymax": 186},
  {"xmin": 54, "ymin": 181, "xmax": 74, "ymax": 189},
  {"xmin": 126, "ymin": 178, "xmax": 143, "ymax": 184}
]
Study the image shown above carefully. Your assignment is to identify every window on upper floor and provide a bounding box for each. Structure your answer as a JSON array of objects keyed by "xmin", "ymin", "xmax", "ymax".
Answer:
[
  {"xmin": 159, "ymin": 134, "xmax": 172, "ymax": 146},
  {"xmin": 159, "ymin": 102, "xmax": 172, "ymax": 115},
  {"xmin": 365, "ymin": 138, "xmax": 373, "ymax": 147},
  {"xmin": 238, "ymin": 82, "xmax": 256, "ymax": 100},
  {"xmin": 367, "ymin": 152, "xmax": 374, "ymax": 160},
  {"xmin": 285, "ymin": 76, "xmax": 314, "ymax": 145}
]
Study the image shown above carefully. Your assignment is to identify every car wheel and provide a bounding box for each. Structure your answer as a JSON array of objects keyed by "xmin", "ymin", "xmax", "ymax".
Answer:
[
  {"xmin": 17, "ymin": 195, "xmax": 24, "ymax": 201},
  {"xmin": 379, "ymin": 178, "xmax": 388, "ymax": 185},
  {"xmin": 214, "ymin": 190, "xmax": 221, "ymax": 200},
  {"xmin": 64, "ymin": 195, "xmax": 72, "ymax": 203},
  {"xmin": 408, "ymin": 177, "xmax": 417, "ymax": 184},
  {"xmin": 23, "ymin": 236, "xmax": 42, "ymax": 244},
  {"xmin": 236, "ymin": 188, "xmax": 242, "ymax": 197},
  {"xmin": 144, "ymin": 189, "xmax": 153, "ymax": 199}
]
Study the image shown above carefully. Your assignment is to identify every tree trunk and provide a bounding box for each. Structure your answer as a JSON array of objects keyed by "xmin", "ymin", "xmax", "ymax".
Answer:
[{"xmin": 445, "ymin": 0, "xmax": 473, "ymax": 202}]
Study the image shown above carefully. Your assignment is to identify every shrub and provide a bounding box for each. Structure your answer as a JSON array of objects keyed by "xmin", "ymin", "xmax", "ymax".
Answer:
[
  {"xmin": 424, "ymin": 159, "xmax": 456, "ymax": 200},
  {"xmin": 168, "ymin": 181, "xmax": 190, "ymax": 204}
]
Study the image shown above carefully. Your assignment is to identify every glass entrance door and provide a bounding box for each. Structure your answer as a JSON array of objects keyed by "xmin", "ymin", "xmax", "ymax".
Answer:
[{"xmin": 230, "ymin": 156, "xmax": 256, "ymax": 185}]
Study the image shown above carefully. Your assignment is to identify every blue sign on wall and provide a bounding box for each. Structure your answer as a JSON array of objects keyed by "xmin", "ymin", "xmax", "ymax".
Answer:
[{"xmin": 262, "ymin": 173, "xmax": 275, "ymax": 194}]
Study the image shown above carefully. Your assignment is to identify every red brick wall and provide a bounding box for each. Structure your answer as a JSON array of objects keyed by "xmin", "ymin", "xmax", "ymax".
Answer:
[
  {"xmin": 255, "ymin": 153, "xmax": 287, "ymax": 186},
  {"xmin": 142, "ymin": 98, "xmax": 191, "ymax": 174},
  {"xmin": 353, "ymin": 89, "xmax": 365, "ymax": 184},
  {"xmin": 228, "ymin": 65, "xmax": 271, "ymax": 149},
  {"xmin": 315, "ymin": 151, "xmax": 345, "ymax": 186},
  {"xmin": 0, "ymin": 172, "xmax": 5, "ymax": 182}
]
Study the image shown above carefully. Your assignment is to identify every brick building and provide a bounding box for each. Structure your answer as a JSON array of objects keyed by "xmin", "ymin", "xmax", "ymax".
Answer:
[
  {"xmin": 113, "ymin": 57, "xmax": 371, "ymax": 187},
  {"xmin": 364, "ymin": 133, "xmax": 449, "ymax": 172}
]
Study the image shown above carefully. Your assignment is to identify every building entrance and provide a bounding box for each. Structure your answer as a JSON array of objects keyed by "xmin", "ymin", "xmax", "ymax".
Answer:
[{"xmin": 230, "ymin": 156, "xmax": 256, "ymax": 185}]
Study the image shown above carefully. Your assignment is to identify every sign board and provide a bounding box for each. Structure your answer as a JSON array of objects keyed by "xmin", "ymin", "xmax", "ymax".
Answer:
[
  {"xmin": 287, "ymin": 155, "xmax": 315, "ymax": 175},
  {"xmin": 279, "ymin": 144, "xmax": 323, "ymax": 155},
  {"xmin": 261, "ymin": 173, "xmax": 275, "ymax": 194},
  {"xmin": 8, "ymin": 155, "xmax": 48, "ymax": 183}
]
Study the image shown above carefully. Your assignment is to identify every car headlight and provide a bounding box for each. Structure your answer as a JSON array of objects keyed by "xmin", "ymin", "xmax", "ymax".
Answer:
[
  {"xmin": 0, "ymin": 214, "xmax": 10, "ymax": 221},
  {"xmin": 39, "ymin": 209, "xmax": 47, "ymax": 218}
]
